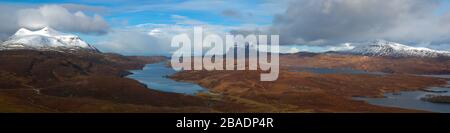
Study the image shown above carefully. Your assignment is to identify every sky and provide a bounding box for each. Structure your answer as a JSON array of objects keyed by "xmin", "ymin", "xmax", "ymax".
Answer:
[{"xmin": 1, "ymin": 0, "xmax": 450, "ymax": 55}]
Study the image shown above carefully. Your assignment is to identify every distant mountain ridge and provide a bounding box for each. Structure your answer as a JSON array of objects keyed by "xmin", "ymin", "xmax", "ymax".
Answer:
[
  {"xmin": 0, "ymin": 27, "xmax": 99, "ymax": 52},
  {"xmin": 340, "ymin": 40, "xmax": 450, "ymax": 58}
]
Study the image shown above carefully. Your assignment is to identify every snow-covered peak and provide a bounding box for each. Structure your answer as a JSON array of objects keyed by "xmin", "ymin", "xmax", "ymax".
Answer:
[
  {"xmin": 1, "ymin": 27, "xmax": 98, "ymax": 52},
  {"xmin": 35, "ymin": 26, "xmax": 61, "ymax": 36},
  {"xmin": 344, "ymin": 40, "xmax": 450, "ymax": 58},
  {"xmin": 13, "ymin": 27, "xmax": 66, "ymax": 38},
  {"xmin": 14, "ymin": 28, "xmax": 33, "ymax": 36}
]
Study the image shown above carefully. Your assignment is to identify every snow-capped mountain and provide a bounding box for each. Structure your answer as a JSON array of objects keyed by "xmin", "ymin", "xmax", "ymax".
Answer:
[
  {"xmin": 1, "ymin": 27, "xmax": 98, "ymax": 52},
  {"xmin": 344, "ymin": 40, "xmax": 450, "ymax": 58}
]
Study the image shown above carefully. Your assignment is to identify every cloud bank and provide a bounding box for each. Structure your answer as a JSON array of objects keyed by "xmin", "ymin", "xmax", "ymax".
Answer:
[
  {"xmin": 3, "ymin": 0, "xmax": 450, "ymax": 54},
  {"xmin": 272, "ymin": 0, "xmax": 450, "ymax": 46},
  {"xmin": 96, "ymin": 22, "xmax": 241, "ymax": 56},
  {"xmin": 0, "ymin": 4, "xmax": 109, "ymax": 41}
]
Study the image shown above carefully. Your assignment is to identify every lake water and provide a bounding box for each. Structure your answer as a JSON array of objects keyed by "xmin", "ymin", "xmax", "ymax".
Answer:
[
  {"xmin": 291, "ymin": 67, "xmax": 450, "ymax": 112},
  {"xmin": 127, "ymin": 62, "xmax": 208, "ymax": 95},
  {"xmin": 128, "ymin": 63, "xmax": 450, "ymax": 112},
  {"xmin": 354, "ymin": 80, "xmax": 450, "ymax": 113}
]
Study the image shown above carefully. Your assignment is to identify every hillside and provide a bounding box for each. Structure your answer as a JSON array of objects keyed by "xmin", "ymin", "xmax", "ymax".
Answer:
[{"xmin": 0, "ymin": 50, "xmax": 226, "ymax": 112}]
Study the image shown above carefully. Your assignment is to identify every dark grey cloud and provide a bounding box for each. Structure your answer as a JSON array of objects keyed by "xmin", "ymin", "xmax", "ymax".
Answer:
[
  {"xmin": 0, "ymin": 4, "xmax": 109, "ymax": 41},
  {"xmin": 272, "ymin": 0, "xmax": 450, "ymax": 47},
  {"xmin": 0, "ymin": 5, "xmax": 21, "ymax": 41},
  {"xmin": 221, "ymin": 9, "xmax": 243, "ymax": 18}
]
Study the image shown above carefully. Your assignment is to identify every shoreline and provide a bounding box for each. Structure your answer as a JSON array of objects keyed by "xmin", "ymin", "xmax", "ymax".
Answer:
[{"xmin": 170, "ymin": 68, "xmax": 447, "ymax": 112}]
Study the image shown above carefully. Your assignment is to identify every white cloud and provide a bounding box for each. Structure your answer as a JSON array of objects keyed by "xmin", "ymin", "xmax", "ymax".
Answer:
[
  {"xmin": 94, "ymin": 15, "xmax": 272, "ymax": 55},
  {"xmin": 0, "ymin": 4, "xmax": 109, "ymax": 41},
  {"xmin": 327, "ymin": 43, "xmax": 355, "ymax": 51},
  {"xmin": 96, "ymin": 28, "xmax": 171, "ymax": 55},
  {"xmin": 96, "ymin": 22, "xmax": 226, "ymax": 55},
  {"xmin": 286, "ymin": 47, "xmax": 300, "ymax": 53},
  {"xmin": 17, "ymin": 5, "xmax": 109, "ymax": 34}
]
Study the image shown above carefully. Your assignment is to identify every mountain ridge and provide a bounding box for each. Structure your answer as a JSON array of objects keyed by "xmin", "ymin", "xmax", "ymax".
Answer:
[
  {"xmin": 342, "ymin": 40, "xmax": 450, "ymax": 58},
  {"xmin": 0, "ymin": 27, "xmax": 99, "ymax": 52}
]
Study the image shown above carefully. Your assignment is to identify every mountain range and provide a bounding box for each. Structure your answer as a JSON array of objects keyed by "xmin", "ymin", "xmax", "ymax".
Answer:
[
  {"xmin": 2, "ymin": 28, "xmax": 450, "ymax": 58},
  {"xmin": 343, "ymin": 40, "xmax": 450, "ymax": 58}
]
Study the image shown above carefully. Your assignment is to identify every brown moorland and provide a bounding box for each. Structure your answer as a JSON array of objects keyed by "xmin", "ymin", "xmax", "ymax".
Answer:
[
  {"xmin": 0, "ymin": 50, "xmax": 255, "ymax": 112},
  {"xmin": 1, "ymin": 50, "xmax": 449, "ymax": 112},
  {"xmin": 170, "ymin": 53, "xmax": 450, "ymax": 112},
  {"xmin": 280, "ymin": 52, "xmax": 450, "ymax": 74}
]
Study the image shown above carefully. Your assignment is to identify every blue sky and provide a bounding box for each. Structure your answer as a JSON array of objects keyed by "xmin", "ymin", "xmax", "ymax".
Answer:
[
  {"xmin": 0, "ymin": 0, "xmax": 285, "ymax": 54},
  {"xmin": 0, "ymin": 0, "xmax": 286, "ymax": 55},
  {"xmin": 0, "ymin": 0, "xmax": 277, "ymax": 26},
  {"xmin": 436, "ymin": 0, "xmax": 450, "ymax": 15},
  {"xmin": 1, "ymin": 0, "xmax": 450, "ymax": 55}
]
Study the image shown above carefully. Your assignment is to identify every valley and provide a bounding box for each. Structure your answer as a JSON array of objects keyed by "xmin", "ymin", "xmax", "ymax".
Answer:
[
  {"xmin": 170, "ymin": 61, "xmax": 448, "ymax": 112},
  {"xmin": 1, "ymin": 48, "xmax": 450, "ymax": 112},
  {"xmin": 1, "ymin": 27, "xmax": 450, "ymax": 112},
  {"xmin": 0, "ymin": 50, "xmax": 239, "ymax": 112}
]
